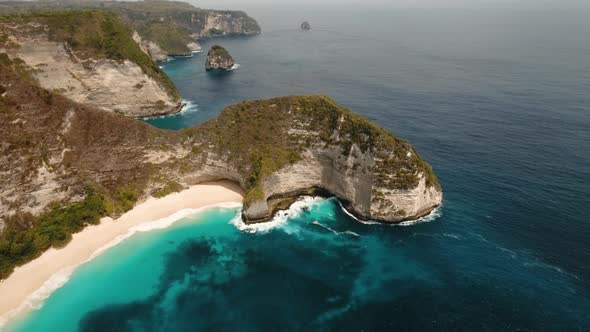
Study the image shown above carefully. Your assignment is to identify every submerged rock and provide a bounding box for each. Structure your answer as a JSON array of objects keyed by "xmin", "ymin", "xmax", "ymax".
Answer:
[
  {"xmin": 205, "ymin": 45, "xmax": 235, "ymax": 72},
  {"xmin": 301, "ymin": 21, "xmax": 311, "ymax": 31}
]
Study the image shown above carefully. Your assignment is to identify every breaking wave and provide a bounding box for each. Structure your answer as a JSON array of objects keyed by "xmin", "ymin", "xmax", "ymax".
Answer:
[
  {"xmin": 337, "ymin": 200, "xmax": 443, "ymax": 227},
  {"xmin": 230, "ymin": 196, "xmax": 324, "ymax": 233},
  {"xmin": 142, "ymin": 99, "xmax": 199, "ymax": 120}
]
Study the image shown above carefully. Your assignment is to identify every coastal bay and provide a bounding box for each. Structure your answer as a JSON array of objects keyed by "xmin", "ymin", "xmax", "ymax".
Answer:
[
  {"xmin": 0, "ymin": 181, "xmax": 243, "ymax": 327},
  {"xmin": 0, "ymin": 2, "xmax": 589, "ymax": 331}
]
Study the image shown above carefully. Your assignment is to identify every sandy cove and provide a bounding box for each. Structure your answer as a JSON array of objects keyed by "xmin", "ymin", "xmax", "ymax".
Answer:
[{"xmin": 0, "ymin": 181, "xmax": 244, "ymax": 326}]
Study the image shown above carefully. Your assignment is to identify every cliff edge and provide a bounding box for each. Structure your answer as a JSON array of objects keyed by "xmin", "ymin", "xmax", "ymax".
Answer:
[
  {"xmin": 185, "ymin": 96, "xmax": 442, "ymax": 223},
  {"xmin": 0, "ymin": 11, "xmax": 181, "ymax": 117},
  {"xmin": 0, "ymin": 58, "xmax": 441, "ymax": 279}
]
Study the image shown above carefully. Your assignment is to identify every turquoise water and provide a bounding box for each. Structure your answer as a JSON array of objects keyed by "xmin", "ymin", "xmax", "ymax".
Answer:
[
  {"xmin": 8, "ymin": 197, "xmax": 590, "ymax": 331},
  {"xmin": 6, "ymin": 6, "xmax": 590, "ymax": 331}
]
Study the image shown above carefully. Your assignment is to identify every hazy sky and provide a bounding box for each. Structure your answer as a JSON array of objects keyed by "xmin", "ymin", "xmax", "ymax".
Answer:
[{"xmin": 190, "ymin": 0, "xmax": 590, "ymax": 10}]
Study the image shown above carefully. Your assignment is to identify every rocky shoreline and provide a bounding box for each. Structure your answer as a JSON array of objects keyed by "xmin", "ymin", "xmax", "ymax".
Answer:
[{"xmin": 0, "ymin": 3, "xmax": 442, "ymax": 283}]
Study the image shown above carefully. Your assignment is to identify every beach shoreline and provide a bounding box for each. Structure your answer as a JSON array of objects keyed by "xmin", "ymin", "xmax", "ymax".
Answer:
[{"xmin": 0, "ymin": 181, "xmax": 244, "ymax": 329}]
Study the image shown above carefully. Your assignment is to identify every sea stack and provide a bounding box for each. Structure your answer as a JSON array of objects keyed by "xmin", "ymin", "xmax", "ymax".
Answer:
[
  {"xmin": 206, "ymin": 45, "xmax": 235, "ymax": 72},
  {"xmin": 301, "ymin": 21, "xmax": 311, "ymax": 31}
]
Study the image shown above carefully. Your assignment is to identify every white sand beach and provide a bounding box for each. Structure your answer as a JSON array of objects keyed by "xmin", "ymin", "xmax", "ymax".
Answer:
[{"xmin": 0, "ymin": 181, "xmax": 243, "ymax": 327}]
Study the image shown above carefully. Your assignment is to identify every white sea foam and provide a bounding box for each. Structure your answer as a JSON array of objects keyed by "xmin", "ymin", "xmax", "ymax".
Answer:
[
  {"xmin": 0, "ymin": 266, "xmax": 75, "ymax": 329},
  {"xmin": 312, "ymin": 221, "xmax": 361, "ymax": 238},
  {"xmin": 312, "ymin": 221, "xmax": 338, "ymax": 234},
  {"xmin": 338, "ymin": 200, "xmax": 443, "ymax": 227},
  {"xmin": 229, "ymin": 63, "xmax": 241, "ymax": 71},
  {"xmin": 230, "ymin": 196, "xmax": 324, "ymax": 234},
  {"xmin": 90, "ymin": 202, "xmax": 241, "ymax": 260},
  {"xmin": 232, "ymin": 196, "xmax": 441, "ymax": 234},
  {"xmin": 0, "ymin": 202, "xmax": 242, "ymax": 330},
  {"xmin": 171, "ymin": 50, "xmax": 203, "ymax": 58},
  {"xmin": 142, "ymin": 99, "xmax": 199, "ymax": 120}
]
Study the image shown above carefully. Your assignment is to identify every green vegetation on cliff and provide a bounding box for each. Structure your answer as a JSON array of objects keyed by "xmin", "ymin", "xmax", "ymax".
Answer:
[
  {"xmin": 135, "ymin": 19, "xmax": 194, "ymax": 55},
  {"xmin": 0, "ymin": 0, "xmax": 262, "ymax": 55},
  {"xmin": 0, "ymin": 59, "xmax": 439, "ymax": 279},
  {"xmin": 187, "ymin": 95, "xmax": 440, "ymax": 206},
  {"xmin": 0, "ymin": 61, "xmax": 176, "ymax": 279},
  {"xmin": 0, "ymin": 191, "xmax": 105, "ymax": 279},
  {"xmin": 0, "ymin": 10, "xmax": 179, "ymax": 99}
]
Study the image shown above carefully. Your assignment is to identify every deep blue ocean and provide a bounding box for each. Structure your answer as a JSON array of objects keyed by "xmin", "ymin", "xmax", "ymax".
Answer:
[{"xmin": 7, "ymin": 6, "xmax": 590, "ymax": 331}]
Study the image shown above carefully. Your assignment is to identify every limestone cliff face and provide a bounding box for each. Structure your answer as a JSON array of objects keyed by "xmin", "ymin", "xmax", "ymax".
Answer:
[
  {"xmin": 196, "ymin": 11, "xmax": 261, "ymax": 37},
  {"xmin": 0, "ymin": 57, "xmax": 441, "ymax": 239},
  {"xmin": 184, "ymin": 96, "xmax": 443, "ymax": 224},
  {"xmin": 0, "ymin": 13, "xmax": 181, "ymax": 118},
  {"xmin": 133, "ymin": 31, "xmax": 202, "ymax": 62},
  {"xmin": 246, "ymin": 147, "xmax": 442, "ymax": 223},
  {"xmin": 206, "ymin": 45, "xmax": 235, "ymax": 71},
  {"xmin": 132, "ymin": 31, "xmax": 170, "ymax": 62}
]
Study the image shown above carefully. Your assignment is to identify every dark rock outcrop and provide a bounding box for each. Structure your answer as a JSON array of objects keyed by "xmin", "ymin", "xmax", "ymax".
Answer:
[
  {"xmin": 205, "ymin": 45, "xmax": 235, "ymax": 72},
  {"xmin": 301, "ymin": 21, "xmax": 311, "ymax": 31}
]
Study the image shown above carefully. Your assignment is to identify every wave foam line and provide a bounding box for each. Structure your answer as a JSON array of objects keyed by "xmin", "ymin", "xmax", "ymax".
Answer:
[
  {"xmin": 143, "ymin": 99, "xmax": 199, "ymax": 120},
  {"xmin": 337, "ymin": 200, "xmax": 442, "ymax": 227},
  {"xmin": 0, "ymin": 265, "xmax": 75, "ymax": 330},
  {"xmin": 0, "ymin": 202, "xmax": 242, "ymax": 330},
  {"xmin": 312, "ymin": 221, "xmax": 361, "ymax": 238},
  {"xmin": 231, "ymin": 196, "xmax": 324, "ymax": 233}
]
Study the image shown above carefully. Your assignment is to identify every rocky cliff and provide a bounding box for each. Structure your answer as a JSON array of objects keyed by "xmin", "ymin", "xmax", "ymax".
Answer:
[
  {"xmin": 184, "ymin": 96, "xmax": 442, "ymax": 223},
  {"xmin": 0, "ymin": 58, "xmax": 441, "ymax": 277},
  {"xmin": 0, "ymin": 11, "xmax": 182, "ymax": 117},
  {"xmin": 0, "ymin": 1, "xmax": 262, "ymax": 62},
  {"xmin": 206, "ymin": 45, "xmax": 235, "ymax": 72}
]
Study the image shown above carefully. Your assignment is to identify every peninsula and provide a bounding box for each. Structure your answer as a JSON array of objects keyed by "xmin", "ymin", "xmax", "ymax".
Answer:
[{"xmin": 0, "ymin": 2, "xmax": 442, "ymax": 319}]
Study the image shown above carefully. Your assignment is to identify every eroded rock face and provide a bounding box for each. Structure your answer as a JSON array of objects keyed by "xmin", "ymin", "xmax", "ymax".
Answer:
[
  {"xmin": 205, "ymin": 45, "xmax": 235, "ymax": 72},
  {"xmin": 197, "ymin": 11, "xmax": 261, "ymax": 37},
  {"xmin": 242, "ymin": 144, "xmax": 442, "ymax": 224},
  {"xmin": 133, "ymin": 32, "xmax": 169, "ymax": 62},
  {"xmin": 186, "ymin": 42, "xmax": 203, "ymax": 54},
  {"xmin": 133, "ymin": 32, "xmax": 203, "ymax": 61},
  {"xmin": 0, "ymin": 66, "xmax": 441, "ymax": 232},
  {"xmin": 184, "ymin": 95, "xmax": 443, "ymax": 224},
  {"xmin": 0, "ymin": 20, "xmax": 181, "ymax": 118}
]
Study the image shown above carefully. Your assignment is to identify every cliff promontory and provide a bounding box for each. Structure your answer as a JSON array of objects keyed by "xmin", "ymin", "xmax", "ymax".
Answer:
[
  {"xmin": 206, "ymin": 45, "xmax": 235, "ymax": 72},
  {"xmin": 185, "ymin": 96, "xmax": 442, "ymax": 223},
  {"xmin": 0, "ymin": 58, "xmax": 441, "ymax": 278}
]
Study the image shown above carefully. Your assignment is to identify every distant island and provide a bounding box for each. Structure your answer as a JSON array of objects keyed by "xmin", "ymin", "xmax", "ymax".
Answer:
[
  {"xmin": 301, "ymin": 21, "xmax": 311, "ymax": 30},
  {"xmin": 0, "ymin": 1, "xmax": 442, "ymax": 318}
]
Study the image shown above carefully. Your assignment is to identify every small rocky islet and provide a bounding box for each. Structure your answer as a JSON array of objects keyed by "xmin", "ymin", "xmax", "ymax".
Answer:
[{"xmin": 205, "ymin": 45, "xmax": 235, "ymax": 72}]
